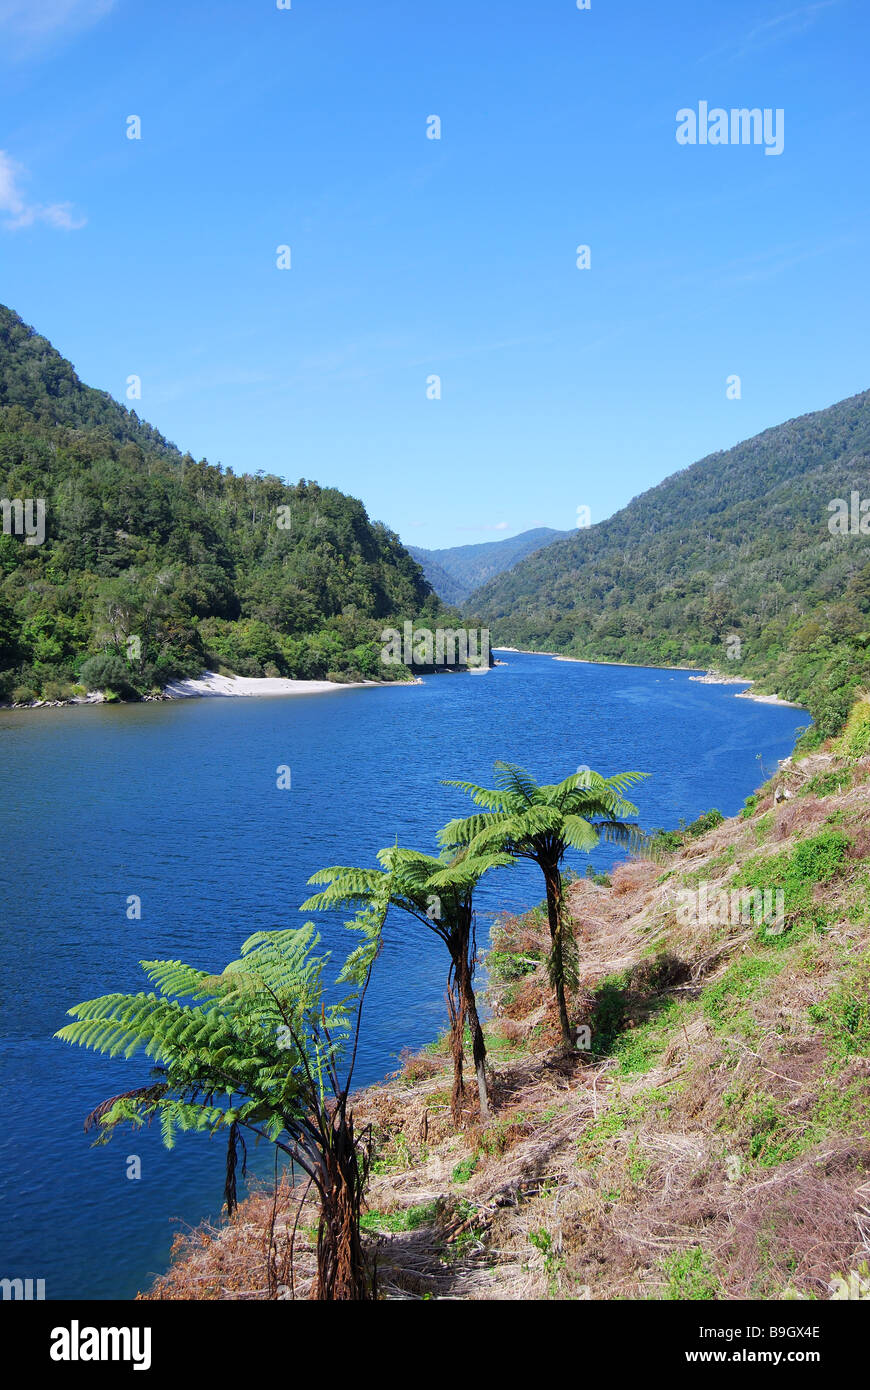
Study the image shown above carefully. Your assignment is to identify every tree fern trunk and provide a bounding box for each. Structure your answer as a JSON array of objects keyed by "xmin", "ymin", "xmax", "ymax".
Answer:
[
  {"xmin": 313, "ymin": 1103, "xmax": 372, "ymax": 1301},
  {"xmin": 544, "ymin": 870, "xmax": 573, "ymax": 1047},
  {"xmin": 445, "ymin": 971, "xmax": 466, "ymax": 1127},
  {"xmin": 456, "ymin": 946, "xmax": 491, "ymax": 1122}
]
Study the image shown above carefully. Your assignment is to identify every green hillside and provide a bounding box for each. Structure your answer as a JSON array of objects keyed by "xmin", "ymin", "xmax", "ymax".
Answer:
[
  {"xmin": 406, "ymin": 551, "xmax": 464, "ymax": 606},
  {"xmin": 408, "ymin": 527, "xmax": 570, "ymax": 605},
  {"xmin": 0, "ymin": 306, "xmax": 442, "ymax": 701},
  {"xmin": 466, "ymin": 391, "xmax": 870, "ymax": 741}
]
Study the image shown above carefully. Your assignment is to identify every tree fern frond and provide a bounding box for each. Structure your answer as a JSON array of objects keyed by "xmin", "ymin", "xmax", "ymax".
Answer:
[
  {"xmin": 492, "ymin": 761, "xmax": 542, "ymax": 805},
  {"xmin": 558, "ymin": 813, "xmax": 601, "ymax": 852},
  {"xmin": 441, "ymin": 779, "xmax": 508, "ymax": 811}
]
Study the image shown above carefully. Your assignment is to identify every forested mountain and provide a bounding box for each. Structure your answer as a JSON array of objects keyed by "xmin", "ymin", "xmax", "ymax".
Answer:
[
  {"xmin": 405, "ymin": 551, "xmax": 462, "ymax": 607},
  {"xmin": 466, "ymin": 391, "xmax": 870, "ymax": 739},
  {"xmin": 0, "ymin": 306, "xmax": 442, "ymax": 701},
  {"xmin": 408, "ymin": 527, "xmax": 570, "ymax": 605}
]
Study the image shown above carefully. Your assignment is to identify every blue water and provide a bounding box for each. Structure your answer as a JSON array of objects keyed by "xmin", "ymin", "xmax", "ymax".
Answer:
[{"xmin": 0, "ymin": 653, "xmax": 809, "ymax": 1299}]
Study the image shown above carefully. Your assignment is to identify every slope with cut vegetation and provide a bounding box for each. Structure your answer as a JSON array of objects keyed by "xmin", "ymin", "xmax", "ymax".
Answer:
[{"xmin": 141, "ymin": 700, "xmax": 870, "ymax": 1300}]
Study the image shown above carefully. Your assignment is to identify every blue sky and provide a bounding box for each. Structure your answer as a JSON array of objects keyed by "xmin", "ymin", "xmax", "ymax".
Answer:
[{"xmin": 0, "ymin": 0, "xmax": 867, "ymax": 549}]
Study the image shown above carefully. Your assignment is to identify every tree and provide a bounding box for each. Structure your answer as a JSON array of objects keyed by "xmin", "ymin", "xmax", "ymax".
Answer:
[
  {"xmin": 440, "ymin": 763, "xmax": 647, "ymax": 1048},
  {"xmin": 303, "ymin": 844, "xmax": 512, "ymax": 1125},
  {"xmin": 55, "ymin": 884, "xmax": 394, "ymax": 1301},
  {"xmin": 78, "ymin": 650, "xmax": 138, "ymax": 697},
  {"xmin": 702, "ymin": 589, "xmax": 736, "ymax": 640}
]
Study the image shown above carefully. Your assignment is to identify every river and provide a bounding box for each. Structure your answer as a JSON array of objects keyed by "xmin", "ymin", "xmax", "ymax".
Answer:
[{"xmin": 0, "ymin": 652, "xmax": 809, "ymax": 1298}]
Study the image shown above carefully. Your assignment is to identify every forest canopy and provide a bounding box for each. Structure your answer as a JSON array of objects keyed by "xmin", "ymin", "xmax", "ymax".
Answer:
[
  {"xmin": 0, "ymin": 305, "xmax": 444, "ymax": 701},
  {"xmin": 466, "ymin": 388, "xmax": 870, "ymax": 741}
]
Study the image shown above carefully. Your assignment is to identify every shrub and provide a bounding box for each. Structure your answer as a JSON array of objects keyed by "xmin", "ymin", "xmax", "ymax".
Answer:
[
  {"xmin": 809, "ymin": 972, "xmax": 870, "ymax": 1056},
  {"xmin": 736, "ymin": 830, "xmax": 851, "ymax": 942},
  {"xmin": 451, "ymin": 1155, "xmax": 479, "ymax": 1184},
  {"xmin": 487, "ymin": 949, "xmax": 539, "ymax": 984},
  {"xmin": 646, "ymin": 808, "xmax": 724, "ymax": 854},
  {"xmin": 79, "ymin": 652, "xmax": 139, "ymax": 697},
  {"xmin": 687, "ymin": 809, "xmax": 725, "ymax": 837},
  {"xmin": 41, "ymin": 680, "xmax": 73, "ymax": 702},
  {"xmin": 837, "ymin": 696, "xmax": 870, "ymax": 758}
]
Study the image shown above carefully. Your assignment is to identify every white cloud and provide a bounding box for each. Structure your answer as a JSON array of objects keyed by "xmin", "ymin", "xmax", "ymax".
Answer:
[
  {"xmin": 0, "ymin": 151, "xmax": 86, "ymax": 231},
  {"xmin": 701, "ymin": 0, "xmax": 841, "ymax": 62},
  {"xmin": 745, "ymin": 1, "xmax": 840, "ymax": 48},
  {"xmin": 0, "ymin": 0, "xmax": 115, "ymax": 40}
]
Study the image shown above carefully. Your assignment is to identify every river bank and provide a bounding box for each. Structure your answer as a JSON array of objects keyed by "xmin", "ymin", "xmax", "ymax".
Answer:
[
  {"xmin": 2, "ymin": 653, "xmax": 802, "ymax": 713},
  {"xmin": 688, "ymin": 671, "xmax": 805, "ymax": 708},
  {"xmin": 494, "ymin": 648, "xmax": 805, "ymax": 710},
  {"xmin": 0, "ymin": 669, "xmax": 423, "ymax": 710},
  {"xmin": 161, "ymin": 670, "xmax": 411, "ymax": 699}
]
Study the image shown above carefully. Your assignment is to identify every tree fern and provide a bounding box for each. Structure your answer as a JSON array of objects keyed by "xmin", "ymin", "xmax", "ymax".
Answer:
[
  {"xmin": 302, "ymin": 843, "xmax": 512, "ymax": 1123},
  {"xmin": 440, "ymin": 762, "xmax": 648, "ymax": 1046},
  {"xmin": 56, "ymin": 887, "xmax": 394, "ymax": 1300}
]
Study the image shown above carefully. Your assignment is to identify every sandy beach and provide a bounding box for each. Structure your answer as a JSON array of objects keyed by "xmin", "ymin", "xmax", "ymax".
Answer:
[
  {"xmin": 690, "ymin": 672, "xmax": 805, "ymax": 709},
  {"xmin": 734, "ymin": 688, "xmax": 805, "ymax": 709},
  {"xmin": 161, "ymin": 671, "xmax": 412, "ymax": 699}
]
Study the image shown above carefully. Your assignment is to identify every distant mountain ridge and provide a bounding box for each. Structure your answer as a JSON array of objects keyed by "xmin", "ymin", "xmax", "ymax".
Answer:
[
  {"xmin": 465, "ymin": 390, "xmax": 870, "ymax": 740},
  {"xmin": 408, "ymin": 527, "xmax": 571, "ymax": 604}
]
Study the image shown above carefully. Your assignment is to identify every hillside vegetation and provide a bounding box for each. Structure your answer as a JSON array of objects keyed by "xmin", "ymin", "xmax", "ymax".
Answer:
[
  {"xmin": 409, "ymin": 527, "xmax": 570, "ymax": 606},
  {"xmin": 141, "ymin": 702, "xmax": 870, "ymax": 1300},
  {"xmin": 466, "ymin": 391, "xmax": 870, "ymax": 742},
  {"xmin": 0, "ymin": 305, "xmax": 442, "ymax": 702}
]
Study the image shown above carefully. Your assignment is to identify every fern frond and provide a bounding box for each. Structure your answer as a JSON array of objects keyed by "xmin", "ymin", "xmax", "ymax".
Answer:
[
  {"xmin": 493, "ymin": 761, "xmax": 542, "ymax": 805},
  {"xmin": 441, "ymin": 780, "xmax": 508, "ymax": 811}
]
